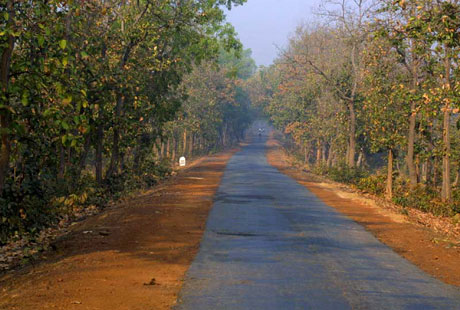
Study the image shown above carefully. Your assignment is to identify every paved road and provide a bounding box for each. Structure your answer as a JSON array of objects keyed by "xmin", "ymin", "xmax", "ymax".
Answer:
[{"xmin": 175, "ymin": 133, "xmax": 460, "ymax": 310}]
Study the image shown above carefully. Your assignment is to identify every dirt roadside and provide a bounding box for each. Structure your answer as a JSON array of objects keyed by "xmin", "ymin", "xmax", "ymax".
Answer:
[
  {"xmin": 266, "ymin": 136, "xmax": 460, "ymax": 287},
  {"xmin": 0, "ymin": 148, "xmax": 238, "ymax": 310}
]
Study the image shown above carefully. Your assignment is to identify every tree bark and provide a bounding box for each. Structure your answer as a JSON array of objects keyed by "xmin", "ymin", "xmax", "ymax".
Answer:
[
  {"xmin": 183, "ymin": 129, "xmax": 187, "ymax": 156},
  {"xmin": 386, "ymin": 149, "xmax": 394, "ymax": 199},
  {"xmin": 441, "ymin": 107, "xmax": 451, "ymax": 201},
  {"xmin": 166, "ymin": 138, "xmax": 170, "ymax": 158},
  {"xmin": 316, "ymin": 140, "xmax": 321, "ymax": 165},
  {"xmin": 222, "ymin": 123, "xmax": 227, "ymax": 147},
  {"xmin": 77, "ymin": 133, "xmax": 91, "ymax": 177},
  {"xmin": 189, "ymin": 133, "xmax": 193, "ymax": 156},
  {"xmin": 422, "ymin": 159, "xmax": 429, "ymax": 183},
  {"xmin": 453, "ymin": 169, "xmax": 459, "ymax": 188},
  {"xmin": 432, "ymin": 159, "xmax": 438, "ymax": 187},
  {"xmin": 321, "ymin": 143, "xmax": 327, "ymax": 165},
  {"xmin": 171, "ymin": 138, "xmax": 176, "ymax": 162},
  {"xmin": 160, "ymin": 139, "xmax": 165, "ymax": 159},
  {"xmin": 95, "ymin": 123, "xmax": 104, "ymax": 185},
  {"xmin": 347, "ymin": 102, "xmax": 356, "ymax": 167},
  {"xmin": 441, "ymin": 50, "xmax": 452, "ymax": 202},
  {"xmin": 406, "ymin": 100, "xmax": 417, "ymax": 186},
  {"xmin": 304, "ymin": 144, "xmax": 310, "ymax": 165},
  {"xmin": 106, "ymin": 95, "xmax": 124, "ymax": 179},
  {"xmin": 327, "ymin": 147, "xmax": 333, "ymax": 167}
]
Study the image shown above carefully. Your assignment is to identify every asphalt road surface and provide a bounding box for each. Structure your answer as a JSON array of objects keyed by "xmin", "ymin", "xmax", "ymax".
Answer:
[{"xmin": 175, "ymin": 131, "xmax": 460, "ymax": 310}]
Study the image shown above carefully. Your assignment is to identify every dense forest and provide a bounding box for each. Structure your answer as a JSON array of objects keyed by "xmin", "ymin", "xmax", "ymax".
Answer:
[
  {"xmin": 249, "ymin": 0, "xmax": 460, "ymax": 216},
  {"xmin": 0, "ymin": 0, "xmax": 255, "ymax": 243}
]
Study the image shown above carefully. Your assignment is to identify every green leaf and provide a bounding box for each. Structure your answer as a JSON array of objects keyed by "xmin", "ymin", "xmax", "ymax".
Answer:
[
  {"xmin": 62, "ymin": 96, "xmax": 72, "ymax": 105},
  {"xmin": 37, "ymin": 35, "xmax": 45, "ymax": 47},
  {"xmin": 21, "ymin": 94, "xmax": 29, "ymax": 106},
  {"xmin": 61, "ymin": 121, "xmax": 70, "ymax": 130},
  {"xmin": 59, "ymin": 39, "xmax": 67, "ymax": 50}
]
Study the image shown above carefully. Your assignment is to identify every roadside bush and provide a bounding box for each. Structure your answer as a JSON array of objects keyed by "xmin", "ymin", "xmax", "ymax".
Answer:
[
  {"xmin": 310, "ymin": 160, "xmax": 459, "ymax": 218},
  {"xmin": 0, "ymin": 175, "xmax": 54, "ymax": 244},
  {"xmin": 312, "ymin": 164, "xmax": 329, "ymax": 176},
  {"xmin": 392, "ymin": 182, "xmax": 453, "ymax": 217},
  {"xmin": 356, "ymin": 174, "xmax": 386, "ymax": 195},
  {"xmin": 0, "ymin": 157, "xmax": 175, "ymax": 245},
  {"xmin": 312, "ymin": 163, "xmax": 368, "ymax": 184},
  {"xmin": 327, "ymin": 164, "xmax": 368, "ymax": 184},
  {"xmin": 450, "ymin": 189, "xmax": 460, "ymax": 215}
]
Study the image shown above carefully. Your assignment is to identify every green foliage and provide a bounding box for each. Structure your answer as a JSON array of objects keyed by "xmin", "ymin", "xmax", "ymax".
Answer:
[
  {"xmin": 392, "ymin": 183, "xmax": 454, "ymax": 217},
  {"xmin": 0, "ymin": 0, "xmax": 251, "ymax": 244},
  {"xmin": 250, "ymin": 0, "xmax": 460, "ymax": 220},
  {"xmin": 327, "ymin": 165, "xmax": 369, "ymax": 184},
  {"xmin": 313, "ymin": 163, "xmax": 368, "ymax": 184},
  {"xmin": 356, "ymin": 175, "xmax": 387, "ymax": 195}
]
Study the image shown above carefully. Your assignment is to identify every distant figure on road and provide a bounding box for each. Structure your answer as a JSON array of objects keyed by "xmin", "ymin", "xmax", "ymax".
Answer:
[{"xmin": 258, "ymin": 128, "xmax": 264, "ymax": 136}]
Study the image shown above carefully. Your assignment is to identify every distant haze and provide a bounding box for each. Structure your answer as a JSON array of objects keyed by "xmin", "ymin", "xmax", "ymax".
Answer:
[{"xmin": 225, "ymin": 0, "xmax": 322, "ymax": 67}]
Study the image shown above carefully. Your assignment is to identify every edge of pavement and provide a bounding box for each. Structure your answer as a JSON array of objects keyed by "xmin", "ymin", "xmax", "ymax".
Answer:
[{"xmin": 266, "ymin": 131, "xmax": 460, "ymax": 288}]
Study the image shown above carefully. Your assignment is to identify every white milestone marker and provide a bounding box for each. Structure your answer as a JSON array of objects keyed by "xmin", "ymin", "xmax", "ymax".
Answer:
[{"xmin": 179, "ymin": 156, "xmax": 186, "ymax": 167}]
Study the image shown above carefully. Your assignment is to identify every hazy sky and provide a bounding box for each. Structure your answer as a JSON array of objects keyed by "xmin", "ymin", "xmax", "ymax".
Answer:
[{"xmin": 225, "ymin": 0, "xmax": 322, "ymax": 67}]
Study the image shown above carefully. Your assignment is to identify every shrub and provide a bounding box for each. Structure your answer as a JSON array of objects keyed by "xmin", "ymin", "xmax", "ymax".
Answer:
[
  {"xmin": 0, "ymin": 174, "xmax": 54, "ymax": 244},
  {"xmin": 356, "ymin": 174, "xmax": 386, "ymax": 195},
  {"xmin": 312, "ymin": 164, "xmax": 329, "ymax": 176},
  {"xmin": 326, "ymin": 164, "xmax": 368, "ymax": 184},
  {"xmin": 392, "ymin": 183, "xmax": 453, "ymax": 217}
]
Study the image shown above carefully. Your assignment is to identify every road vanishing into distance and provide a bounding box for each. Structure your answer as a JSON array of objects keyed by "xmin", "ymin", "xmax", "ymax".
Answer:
[{"xmin": 175, "ymin": 126, "xmax": 460, "ymax": 310}]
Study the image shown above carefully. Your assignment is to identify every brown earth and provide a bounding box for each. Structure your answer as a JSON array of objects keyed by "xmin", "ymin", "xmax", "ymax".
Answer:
[
  {"xmin": 266, "ymin": 135, "xmax": 460, "ymax": 287},
  {"xmin": 0, "ymin": 148, "xmax": 237, "ymax": 310}
]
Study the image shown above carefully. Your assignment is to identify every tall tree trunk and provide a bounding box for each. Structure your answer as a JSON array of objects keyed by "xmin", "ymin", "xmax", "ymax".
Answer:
[
  {"xmin": 160, "ymin": 139, "xmax": 165, "ymax": 159},
  {"xmin": 316, "ymin": 140, "xmax": 321, "ymax": 165},
  {"xmin": 432, "ymin": 159, "xmax": 438, "ymax": 187},
  {"xmin": 415, "ymin": 154, "xmax": 420, "ymax": 183},
  {"xmin": 441, "ymin": 107, "xmax": 451, "ymax": 201},
  {"xmin": 183, "ymin": 129, "xmax": 187, "ymax": 156},
  {"xmin": 453, "ymin": 168, "xmax": 459, "ymax": 188},
  {"xmin": 327, "ymin": 146, "xmax": 333, "ymax": 167},
  {"xmin": 304, "ymin": 144, "xmax": 310, "ymax": 165},
  {"xmin": 347, "ymin": 102, "xmax": 356, "ymax": 167},
  {"xmin": 386, "ymin": 149, "xmax": 394, "ymax": 199},
  {"xmin": 171, "ymin": 138, "xmax": 176, "ymax": 163},
  {"xmin": 422, "ymin": 159, "xmax": 429, "ymax": 183},
  {"xmin": 166, "ymin": 138, "xmax": 170, "ymax": 158},
  {"xmin": 95, "ymin": 123, "xmax": 104, "ymax": 185},
  {"xmin": 357, "ymin": 151, "xmax": 364, "ymax": 168},
  {"xmin": 106, "ymin": 95, "xmax": 124, "ymax": 179},
  {"xmin": 441, "ymin": 51, "xmax": 452, "ymax": 202},
  {"xmin": 133, "ymin": 138, "xmax": 142, "ymax": 173},
  {"xmin": 189, "ymin": 133, "xmax": 193, "ymax": 156},
  {"xmin": 407, "ymin": 100, "xmax": 417, "ymax": 186},
  {"xmin": 406, "ymin": 49, "xmax": 422, "ymax": 187},
  {"xmin": 119, "ymin": 151, "xmax": 126, "ymax": 173},
  {"xmin": 0, "ymin": 0, "xmax": 15, "ymax": 194},
  {"xmin": 321, "ymin": 144, "xmax": 327, "ymax": 165},
  {"xmin": 77, "ymin": 133, "xmax": 91, "ymax": 178},
  {"xmin": 222, "ymin": 123, "xmax": 227, "ymax": 147}
]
